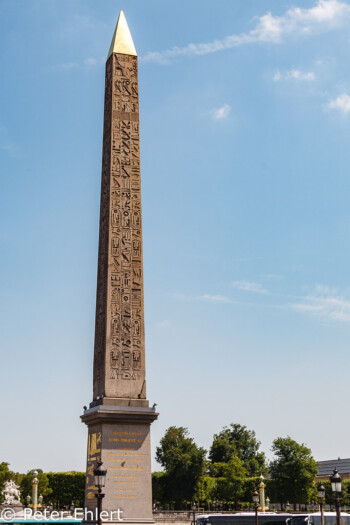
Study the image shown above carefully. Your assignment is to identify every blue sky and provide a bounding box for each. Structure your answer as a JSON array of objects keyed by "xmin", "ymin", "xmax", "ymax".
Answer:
[{"xmin": 1, "ymin": 0, "xmax": 350, "ymax": 474}]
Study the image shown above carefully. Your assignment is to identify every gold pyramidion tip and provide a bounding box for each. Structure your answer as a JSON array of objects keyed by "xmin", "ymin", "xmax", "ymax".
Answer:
[{"xmin": 107, "ymin": 10, "xmax": 137, "ymax": 60}]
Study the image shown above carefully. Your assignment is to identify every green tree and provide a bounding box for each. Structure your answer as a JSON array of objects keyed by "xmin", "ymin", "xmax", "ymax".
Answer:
[
  {"xmin": 156, "ymin": 426, "xmax": 206, "ymax": 508},
  {"xmin": 152, "ymin": 472, "xmax": 167, "ymax": 507},
  {"xmin": 195, "ymin": 476, "xmax": 217, "ymax": 506},
  {"xmin": 212, "ymin": 456, "xmax": 247, "ymax": 509},
  {"xmin": 20, "ymin": 469, "xmax": 52, "ymax": 505},
  {"xmin": 269, "ymin": 436, "xmax": 318, "ymax": 506},
  {"xmin": 47, "ymin": 472, "xmax": 85, "ymax": 508},
  {"xmin": 209, "ymin": 424, "xmax": 267, "ymax": 476},
  {"xmin": 241, "ymin": 476, "xmax": 260, "ymax": 503},
  {"xmin": 0, "ymin": 463, "xmax": 17, "ymax": 488}
]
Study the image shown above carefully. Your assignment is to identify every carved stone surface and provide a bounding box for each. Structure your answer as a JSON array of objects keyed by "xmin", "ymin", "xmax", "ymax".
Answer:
[
  {"xmin": 82, "ymin": 32, "xmax": 158, "ymax": 523},
  {"xmin": 93, "ymin": 52, "xmax": 146, "ymax": 401}
]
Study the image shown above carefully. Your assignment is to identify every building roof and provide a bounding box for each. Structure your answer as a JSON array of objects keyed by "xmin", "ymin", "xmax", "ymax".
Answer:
[{"xmin": 317, "ymin": 458, "xmax": 350, "ymax": 477}]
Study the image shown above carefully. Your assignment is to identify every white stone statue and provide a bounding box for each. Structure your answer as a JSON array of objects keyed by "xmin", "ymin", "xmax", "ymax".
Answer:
[{"xmin": 2, "ymin": 480, "xmax": 21, "ymax": 505}]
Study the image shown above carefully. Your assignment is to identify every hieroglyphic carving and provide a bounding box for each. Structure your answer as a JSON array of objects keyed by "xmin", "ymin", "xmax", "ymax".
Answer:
[
  {"xmin": 93, "ymin": 51, "xmax": 146, "ymax": 400},
  {"xmin": 93, "ymin": 57, "xmax": 113, "ymax": 397}
]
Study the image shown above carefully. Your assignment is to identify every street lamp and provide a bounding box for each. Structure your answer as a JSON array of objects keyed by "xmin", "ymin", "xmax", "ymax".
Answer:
[
  {"xmin": 259, "ymin": 475, "xmax": 266, "ymax": 512},
  {"xmin": 252, "ymin": 489, "xmax": 259, "ymax": 525},
  {"xmin": 318, "ymin": 484, "xmax": 326, "ymax": 525},
  {"xmin": 330, "ymin": 468, "xmax": 342, "ymax": 525},
  {"xmin": 191, "ymin": 503, "xmax": 196, "ymax": 525},
  {"xmin": 94, "ymin": 461, "xmax": 107, "ymax": 525},
  {"xmin": 26, "ymin": 495, "xmax": 31, "ymax": 508},
  {"xmin": 266, "ymin": 497, "xmax": 270, "ymax": 510},
  {"xmin": 38, "ymin": 495, "xmax": 43, "ymax": 508}
]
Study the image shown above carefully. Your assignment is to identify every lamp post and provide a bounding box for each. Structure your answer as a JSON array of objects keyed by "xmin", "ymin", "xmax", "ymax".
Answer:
[
  {"xmin": 26, "ymin": 495, "xmax": 31, "ymax": 508},
  {"xmin": 32, "ymin": 471, "xmax": 39, "ymax": 511},
  {"xmin": 266, "ymin": 498, "xmax": 270, "ymax": 511},
  {"xmin": 318, "ymin": 484, "xmax": 326, "ymax": 525},
  {"xmin": 330, "ymin": 468, "xmax": 342, "ymax": 525},
  {"xmin": 38, "ymin": 495, "xmax": 43, "ymax": 508},
  {"xmin": 253, "ymin": 490, "xmax": 259, "ymax": 525},
  {"xmin": 94, "ymin": 461, "xmax": 107, "ymax": 525},
  {"xmin": 259, "ymin": 475, "xmax": 266, "ymax": 512},
  {"xmin": 192, "ymin": 503, "xmax": 196, "ymax": 525}
]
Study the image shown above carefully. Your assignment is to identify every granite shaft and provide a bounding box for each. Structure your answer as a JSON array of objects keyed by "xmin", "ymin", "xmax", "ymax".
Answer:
[{"xmin": 93, "ymin": 52, "xmax": 146, "ymax": 402}]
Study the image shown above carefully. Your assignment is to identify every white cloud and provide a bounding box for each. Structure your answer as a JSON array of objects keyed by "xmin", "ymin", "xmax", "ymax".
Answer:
[
  {"xmin": 291, "ymin": 285, "xmax": 350, "ymax": 323},
  {"xmin": 327, "ymin": 93, "xmax": 350, "ymax": 114},
  {"xmin": 173, "ymin": 292, "xmax": 233, "ymax": 303},
  {"xmin": 274, "ymin": 69, "xmax": 316, "ymax": 81},
  {"xmin": 211, "ymin": 104, "xmax": 231, "ymax": 120},
  {"xmin": 49, "ymin": 57, "xmax": 103, "ymax": 72},
  {"xmin": 198, "ymin": 294, "xmax": 232, "ymax": 303},
  {"xmin": 142, "ymin": 0, "xmax": 350, "ymax": 63},
  {"xmin": 266, "ymin": 273, "xmax": 284, "ymax": 281},
  {"xmin": 58, "ymin": 13, "xmax": 106, "ymax": 41},
  {"xmin": 174, "ymin": 283, "xmax": 350, "ymax": 324},
  {"xmin": 231, "ymin": 280, "xmax": 269, "ymax": 294},
  {"xmin": 84, "ymin": 57, "xmax": 105, "ymax": 68},
  {"xmin": 157, "ymin": 320, "xmax": 170, "ymax": 328},
  {"xmin": 84, "ymin": 58, "xmax": 98, "ymax": 67},
  {"xmin": 55, "ymin": 62, "xmax": 79, "ymax": 71}
]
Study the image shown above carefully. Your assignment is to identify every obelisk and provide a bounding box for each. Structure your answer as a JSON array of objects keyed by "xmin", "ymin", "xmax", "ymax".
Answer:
[{"xmin": 81, "ymin": 11, "xmax": 158, "ymax": 524}]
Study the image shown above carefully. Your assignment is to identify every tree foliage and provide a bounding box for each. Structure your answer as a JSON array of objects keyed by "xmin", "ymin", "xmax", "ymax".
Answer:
[
  {"xmin": 156, "ymin": 426, "xmax": 206, "ymax": 508},
  {"xmin": 269, "ymin": 436, "xmax": 318, "ymax": 504},
  {"xmin": 152, "ymin": 472, "xmax": 167, "ymax": 506},
  {"xmin": 0, "ymin": 463, "xmax": 18, "ymax": 489},
  {"xmin": 47, "ymin": 472, "xmax": 85, "ymax": 508},
  {"xmin": 195, "ymin": 476, "xmax": 217, "ymax": 504},
  {"xmin": 212, "ymin": 456, "xmax": 247, "ymax": 508},
  {"xmin": 209, "ymin": 424, "xmax": 267, "ymax": 476}
]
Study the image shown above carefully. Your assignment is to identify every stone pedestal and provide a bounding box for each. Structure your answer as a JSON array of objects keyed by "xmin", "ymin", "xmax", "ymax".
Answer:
[
  {"xmin": 0, "ymin": 504, "xmax": 24, "ymax": 517},
  {"xmin": 81, "ymin": 403, "xmax": 158, "ymax": 524}
]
